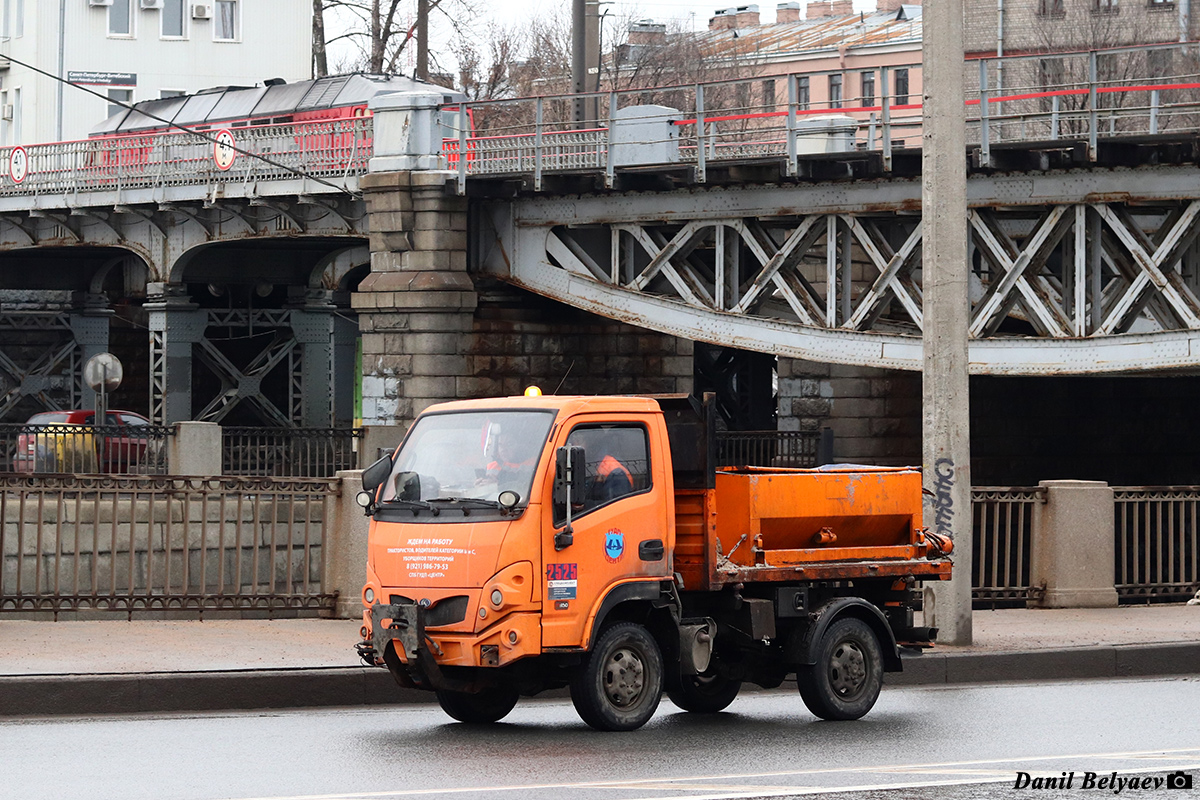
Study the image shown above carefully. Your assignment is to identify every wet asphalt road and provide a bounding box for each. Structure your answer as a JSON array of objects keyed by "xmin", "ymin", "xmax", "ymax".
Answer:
[{"xmin": 2, "ymin": 677, "xmax": 1199, "ymax": 800}]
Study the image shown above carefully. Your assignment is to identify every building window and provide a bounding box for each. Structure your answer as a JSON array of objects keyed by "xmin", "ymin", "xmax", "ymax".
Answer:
[
  {"xmin": 1038, "ymin": 0, "xmax": 1066, "ymax": 15},
  {"xmin": 861, "ymin": 71, "xmax": 875, "ymax": 108},
  {"xmin": 1039, "ymin": 58, "xmax": 1064, "ymax": 110},
  {"xmin": 215, "ymin": 0, "xmax": 238, "ymax": 40},
  {"xmin": 1093, "ymin": 0, "xmax": 1118, "ymax": 12},
  {"xmin": 161, "ymin": 89, "xmax": 186, "ymax": 99},
  {"xmin": 109, "ymin": 0, "xmax": 133, "ymax": 36},
  {"xmin": 829, "ymin": 74, "xmax": 843, "ymax": 109},
  {"xmin": 163, "ymin": 0, "xmax": 186, "ymax": 37},
  {"xmin": 797, "ymin": 76, "xmax": 810, "ymax": 110},
  {"xmin": 107, "ymin": 88, "xmax": 132, "ymax": 119},
  {"xmin": 14, "ymin": 0, "xmax": 23, "ymax": 37},
  {"xmin": 761, "ymin": 79, "xmax": 776, "ymax": 113},
  {"xmin": 1147, "ymin": 0, "xmax": 1175, "ymax": 8},
  {"xmin": 894, "ymin": 68, "xmax": 909, "ymax": 105}
]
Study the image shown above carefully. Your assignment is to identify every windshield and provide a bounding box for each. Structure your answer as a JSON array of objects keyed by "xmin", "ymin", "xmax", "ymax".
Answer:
[{"xmin": 381, "ymin": 410, "xmax": 554, "ymax": 507}]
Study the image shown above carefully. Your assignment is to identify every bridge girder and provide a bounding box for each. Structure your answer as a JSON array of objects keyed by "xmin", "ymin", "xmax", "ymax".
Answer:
[{"xmin": 479, "ymin": 167, "xmax": 1200, "ymax": 374}]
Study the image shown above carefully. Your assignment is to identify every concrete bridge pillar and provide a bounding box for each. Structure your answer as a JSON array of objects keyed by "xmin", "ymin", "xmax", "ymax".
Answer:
[
  {"xmin": 145, "ymin": 283, "xmax": 207, "ymax": 425},
  {"xmin": 353, "ymin": 169, "xmax": 473, "ymax": 430}
]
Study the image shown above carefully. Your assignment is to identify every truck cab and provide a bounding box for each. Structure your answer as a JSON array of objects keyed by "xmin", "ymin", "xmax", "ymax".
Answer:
[{"xmin": 357, "ymin": 392, "xmax": 951, "ymax": 731}]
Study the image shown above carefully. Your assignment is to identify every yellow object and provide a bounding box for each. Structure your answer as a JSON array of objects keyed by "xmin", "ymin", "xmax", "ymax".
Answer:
[{"xmin": 523, "ymin": 386, "xmax": 542, "ymax": 397}]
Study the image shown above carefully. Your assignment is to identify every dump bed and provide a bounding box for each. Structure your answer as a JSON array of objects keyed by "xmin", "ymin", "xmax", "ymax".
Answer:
[{"xmin": 673, "ymin": 466, "xmax": 951, "ymax": 591}]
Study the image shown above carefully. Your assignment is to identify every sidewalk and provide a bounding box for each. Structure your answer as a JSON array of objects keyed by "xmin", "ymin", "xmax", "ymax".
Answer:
[{"xmin": 2, "ymin": 605, "xmax": 1198, "ymax": 717}]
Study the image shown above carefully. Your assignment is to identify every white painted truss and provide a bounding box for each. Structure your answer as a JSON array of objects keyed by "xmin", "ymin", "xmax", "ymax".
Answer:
[{"xmin": 482, "ymin": 195, "xmax": 1200, "ymax": 374}]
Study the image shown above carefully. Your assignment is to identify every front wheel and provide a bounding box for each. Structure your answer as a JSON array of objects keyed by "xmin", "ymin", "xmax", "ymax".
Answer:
[
  {"xmin": 667, "ymin": 670, "xmax": 742, "ymax": 714},
  {"xmin": 435, "ymin": 686, "xmax": 519, "ymax": 723},
  {"xmin": 797, "ymin": 617, "xmax": 883, "ymax": 721},
  {"xmin": 569, "ymin": 622, "xmax": 664, "ymax": 731}
]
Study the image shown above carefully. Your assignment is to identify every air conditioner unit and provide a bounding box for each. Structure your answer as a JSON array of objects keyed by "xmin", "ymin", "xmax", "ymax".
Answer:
[
  {"xmin": 88, "ymin": 0, "xmax": 114, "ymax": 7},
  {"xmin": 0, "ymin": 58, "xmax": 10, "ymax": 70},
  {"xmin": 141, "ymin": 0, "xmax": 164, "ymax": 8},
  {"xmin": 2, "ymin": 105, "xmax": 13, "ymax": 121},
  {"xmin": 191, "ymin": 3, "xmax": 210, "ymax": 18}
]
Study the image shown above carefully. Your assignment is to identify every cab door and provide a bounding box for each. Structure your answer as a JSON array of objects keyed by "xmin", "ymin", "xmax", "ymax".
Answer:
[{"xmin": 540, "ymin": 416, "xmax": 670, "ymax": 648}]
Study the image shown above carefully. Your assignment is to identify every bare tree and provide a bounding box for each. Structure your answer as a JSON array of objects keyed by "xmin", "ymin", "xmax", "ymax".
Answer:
[{"xmin": 316, "ymin": 0, "xmax": 475, "ymax": 75}]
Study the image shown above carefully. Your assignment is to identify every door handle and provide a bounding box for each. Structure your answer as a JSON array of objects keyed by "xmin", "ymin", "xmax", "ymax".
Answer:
[{"xmin": 638, "ymin": 539, "xmax": 664, "ymax": 562}]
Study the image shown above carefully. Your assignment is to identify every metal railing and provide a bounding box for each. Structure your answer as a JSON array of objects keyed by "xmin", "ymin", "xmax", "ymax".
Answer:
[
  {"xmin": 1113, "ymin": 487, "xmax": 1200, "ymax": 602},
  {"xmin": 0, "ymin": 117, "xmax": 372, "ymax": 199},
  {"xmin": 716, "ymin": 429, "xmax": 831, "ymax": 468},
  {"xmin": 222, "ymin": 427, "xmax": 362, "ymax": 478},
  {"xmin": 0, "ymin": 423, "xmax": 172, "ymax": 475},
  {"xmin": 971, "ymin": 486, "xmax": 1044, "ymax": 606},
  {"xmin": 0, "ymin": 473, "xmax": 336, "ymax": 616},
  {"xmin": 444, "ymin": 41, "xmax": 1200, "ymax": 187}
]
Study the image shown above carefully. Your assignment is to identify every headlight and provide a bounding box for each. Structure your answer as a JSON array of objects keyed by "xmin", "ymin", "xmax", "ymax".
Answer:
[
  {"xmin": 364, "ymin": 587, "xmax": 375, "ymax": 604},
  {"xmin": 490, "ymin": 588, "xmax": 504, "ymax": 607}
]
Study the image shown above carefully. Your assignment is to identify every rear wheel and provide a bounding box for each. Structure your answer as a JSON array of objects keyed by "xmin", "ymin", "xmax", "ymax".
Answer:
[
  {"xmin": 570, "ymin": 622, "xmax": 663, "ymax": 731},
  {"xmin": 667, "ymin": 670, "xmax": 741, "ymax": 713},
  {"xmin": 797, "ymin": 617, "xmax": 883, "ymax": 721},
  {"xmin": 435, "ymin": 686, "xmax": 519, "ymax": 723}
]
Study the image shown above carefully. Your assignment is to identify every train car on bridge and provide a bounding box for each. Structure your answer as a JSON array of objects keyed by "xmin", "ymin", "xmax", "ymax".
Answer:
[{"xmin": 84, "ymin": 73, "xmax": 468, "ymax": 175}]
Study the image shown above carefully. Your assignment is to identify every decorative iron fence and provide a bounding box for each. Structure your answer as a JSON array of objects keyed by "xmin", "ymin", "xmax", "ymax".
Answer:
[
  {"xmin": 0, "ymin": 474, "xmax": 336, "ymax": 617},
  {"xmin": 1113, "ymin": 487, "xmax": 1200, "ymax": 602},
  {"xmin": 0, "ymin": 424, "xmax": 172, "ymax": 475},
  {"xmin": 715, "ymin": 429, "xmax": 832, "ymax": 468},
  {"xmin": 971, "ymin": 487, "xmax": 1044, "ymax": 606},
  {"xmin": 222, "ymin": 427, "xmax": 362, "ymax": 478}
]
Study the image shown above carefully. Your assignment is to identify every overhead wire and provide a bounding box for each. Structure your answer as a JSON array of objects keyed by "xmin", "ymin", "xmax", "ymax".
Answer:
[{"xmin": 0, "ymin": 50, "xmax": 362, "ymax": 198}]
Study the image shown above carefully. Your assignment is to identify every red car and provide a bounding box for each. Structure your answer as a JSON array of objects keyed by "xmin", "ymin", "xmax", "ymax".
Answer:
[{"xmin": 12, "ymin": 410, "xmax": 158, "ymax": 474}]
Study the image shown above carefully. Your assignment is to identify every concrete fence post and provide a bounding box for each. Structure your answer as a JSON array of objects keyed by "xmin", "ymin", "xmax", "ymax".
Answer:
[
  {"xmin": 367, "ymin": 91, "xmax": 447, "ymax": 173},
  {"xmin": 1031, "ymin": 479, "xmax": 1118, "ymax": 608},
  {"xmin": 360, "ymin": 425, "xmax": 404, "ymax": 467},
  {"xmin": 168, "ymin": 421, "xmax": 222, "ymax": 476},
  {"xmin": 324, "ymin": 470, "xmax": 370, "ymax": 620}
]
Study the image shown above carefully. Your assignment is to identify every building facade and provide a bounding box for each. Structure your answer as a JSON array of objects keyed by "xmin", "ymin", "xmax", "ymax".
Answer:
[{"xmin": 0, "ymin": 0, "xmax": 311, "ymax": 145}]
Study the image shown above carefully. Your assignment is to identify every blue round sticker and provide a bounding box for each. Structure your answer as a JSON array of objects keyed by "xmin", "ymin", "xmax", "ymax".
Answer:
[{"xmin": 604, "ymin": 529, "xmax": 625, "ymax": 563}]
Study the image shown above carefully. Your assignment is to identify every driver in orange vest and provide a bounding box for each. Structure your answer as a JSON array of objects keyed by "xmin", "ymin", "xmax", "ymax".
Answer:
[{"xmin": 594, "ymin": 454, "xmax": 633, "ymax": 503}]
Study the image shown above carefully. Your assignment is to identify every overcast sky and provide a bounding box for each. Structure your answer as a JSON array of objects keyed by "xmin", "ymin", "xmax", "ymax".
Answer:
[{"xmin": 327, "ymin": 0, "xmax": 878, "ymax": 76}]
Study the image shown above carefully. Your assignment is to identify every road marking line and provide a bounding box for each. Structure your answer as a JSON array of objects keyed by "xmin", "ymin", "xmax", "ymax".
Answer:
[{"xmin": 222, "ymin": 749, "xmax": 1200, "ymax": 800}]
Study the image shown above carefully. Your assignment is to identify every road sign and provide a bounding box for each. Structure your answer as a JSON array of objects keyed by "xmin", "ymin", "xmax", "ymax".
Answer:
[
  {"xmin": 213, "ymin": 129, "xmax": 237, "ymax": 171},
  {"xmin": 84, "ymin": 353, "xmax": 124, "ymax": 393},
  {"xmin": 9, "ymin": 146, "xmax": 28, "ymax": 184}
]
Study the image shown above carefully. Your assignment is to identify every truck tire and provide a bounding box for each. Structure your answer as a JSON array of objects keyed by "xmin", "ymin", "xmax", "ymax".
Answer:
[
  {"xmin": 797, "ymin": 617, "xmax": 883, "ymax": 721},
  {"xmin": 667, "ymin": 671, "xmax": 741, "ymax": 714},
  {"xmin": 435, "ymin": 686, "xmax": 519, "ymax": 723},
  {"xmin": 569, "ymin": 622, "xmax": 663, "ymax": 731}
]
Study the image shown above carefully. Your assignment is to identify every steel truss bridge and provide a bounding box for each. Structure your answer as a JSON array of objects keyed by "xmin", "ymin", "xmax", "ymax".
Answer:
[{"xmin": 1, "ymin": 43, "xmax": 1200, "ymax": 384}]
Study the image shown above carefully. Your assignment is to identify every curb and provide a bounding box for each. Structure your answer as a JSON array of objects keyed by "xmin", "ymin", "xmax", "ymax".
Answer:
[{"xmin": 3, "ymin": 643, "xmax": 1199, "ymax": 718}]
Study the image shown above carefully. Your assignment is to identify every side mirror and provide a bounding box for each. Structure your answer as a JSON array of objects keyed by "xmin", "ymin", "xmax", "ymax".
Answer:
[
  {"xmin": 357, "ymin": 453, "xmax": 394, "ymax": 514},
  {"xmin": 553, "ymin": 446, "xmax": 585, "ymax": 550}
]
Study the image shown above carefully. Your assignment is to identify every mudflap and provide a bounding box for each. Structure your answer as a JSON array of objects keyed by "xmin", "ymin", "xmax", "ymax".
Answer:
[{"xmin": 369, "ymin": 602, "xmax": 483, "ymax": 693}]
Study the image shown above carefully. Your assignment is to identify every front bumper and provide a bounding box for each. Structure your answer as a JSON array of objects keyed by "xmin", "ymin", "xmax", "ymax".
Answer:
[{"xmin": 364, "ymin": 602, "xmax": 541, "ymax": 675}]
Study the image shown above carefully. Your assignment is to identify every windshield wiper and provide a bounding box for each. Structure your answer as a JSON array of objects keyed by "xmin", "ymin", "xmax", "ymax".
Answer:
[
  {"xmin": 428, "ymin": 497, "xmax": 503, "ymax": 516},
  {"xmin": 385, "ymin": 499, "xmax": 439, "ymax": 516}
]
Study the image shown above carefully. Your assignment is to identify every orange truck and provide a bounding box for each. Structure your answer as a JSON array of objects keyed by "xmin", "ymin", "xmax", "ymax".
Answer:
[{"xmin": 355, "ymin": 392, "xmax": 952, "ymax": 731}]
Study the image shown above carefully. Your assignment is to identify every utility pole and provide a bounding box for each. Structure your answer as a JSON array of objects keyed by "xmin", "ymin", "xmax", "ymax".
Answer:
[
  {"xmin": 416, "ymin": 0, "xmax": 430, "ymax": 81},
  {"xmin": 572, "ymin": 0, "xmax": 599, "ymax": 126},
  {"xmin": 921, "ymin": 0, "xmax": 972, "ymax": 644}
]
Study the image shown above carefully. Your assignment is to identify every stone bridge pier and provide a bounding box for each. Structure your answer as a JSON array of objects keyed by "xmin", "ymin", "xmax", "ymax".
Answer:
[{"xmin": 353, "ymin": 165, "xmax": 694, "ymax": 448}]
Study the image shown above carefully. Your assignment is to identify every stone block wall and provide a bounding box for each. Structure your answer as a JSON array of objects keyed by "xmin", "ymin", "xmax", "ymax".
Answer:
[
  {"xmin": 777, "ymin": 357, "xmax": 922, "ymax": 466},
  {"xmin": 355, "ymin": 171, "xmax": 693, "ymax": 431}
]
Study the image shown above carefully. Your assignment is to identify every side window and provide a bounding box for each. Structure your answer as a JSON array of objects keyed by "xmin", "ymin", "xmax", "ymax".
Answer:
[
  {"xmin": 557, "ymin": 425, "xmax": 650, "ymax": 522},
  {"xmin": 119, "ymin": 413, "xmax": 150, "ymax": 426}
]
